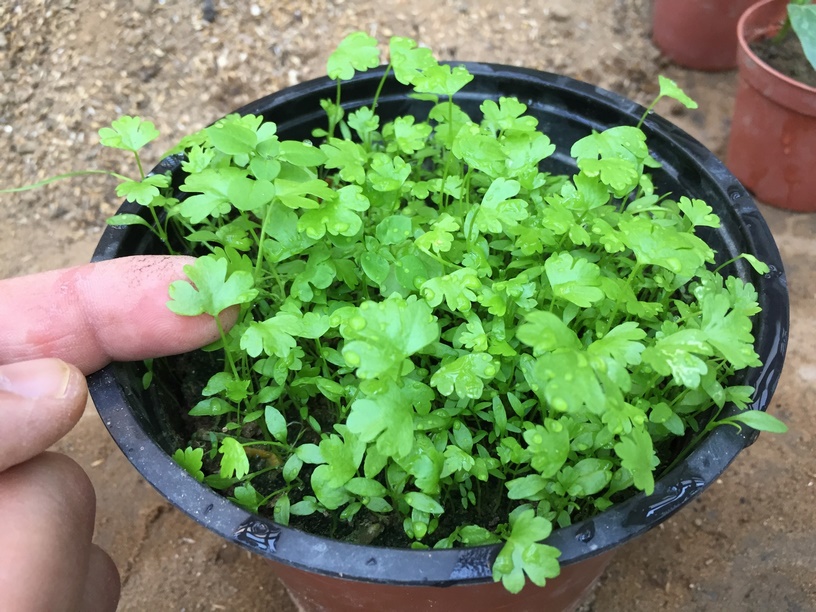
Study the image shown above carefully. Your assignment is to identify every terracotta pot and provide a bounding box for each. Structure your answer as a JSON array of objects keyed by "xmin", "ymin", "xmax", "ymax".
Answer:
[
  {"xmin": 726, "ymin": 0, "xmax": 816, "ymax": 211},
  {"xmin": 88, "ymin": 64, "xmax": 789, "ymax": 611},
  {"xmin": 652, "ymin": 0, "xmax": 757, "ymax": 71},
  {"xmin": 270, "ymin": 552, "xmax": 614, "ymax": 612}
]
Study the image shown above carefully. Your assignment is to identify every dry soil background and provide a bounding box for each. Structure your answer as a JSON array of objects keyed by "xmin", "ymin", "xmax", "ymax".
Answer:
[{"xmin": 1, "ymin": 1, "xmax": 815, "ymax": 611}]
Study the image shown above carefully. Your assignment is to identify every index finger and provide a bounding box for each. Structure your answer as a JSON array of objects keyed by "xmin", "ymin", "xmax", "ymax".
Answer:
[{"xmin": 0, "ymin": 255, "xmax": 232, "ymax": 375}]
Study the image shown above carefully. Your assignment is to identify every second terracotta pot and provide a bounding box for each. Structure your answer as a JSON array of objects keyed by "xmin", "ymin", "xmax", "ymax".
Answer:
[
  {"xmin": 726, "ymin": 0, "xmax": 816, "ymax": 211},
  {"xmin": 652, "ymin": 0, "xmax": 757, "ymax": 70}
]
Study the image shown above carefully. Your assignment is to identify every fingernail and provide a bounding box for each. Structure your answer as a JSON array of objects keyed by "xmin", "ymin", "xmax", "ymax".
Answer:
[{"xmin": 0, "ymin": 358, "xmax": 73, "ymax": 399}]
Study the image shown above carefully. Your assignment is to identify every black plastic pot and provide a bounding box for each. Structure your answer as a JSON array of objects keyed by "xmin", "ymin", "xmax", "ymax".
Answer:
[{"xmin": 88, "ymin": 64, "xmax": 789, "ymax": 611}]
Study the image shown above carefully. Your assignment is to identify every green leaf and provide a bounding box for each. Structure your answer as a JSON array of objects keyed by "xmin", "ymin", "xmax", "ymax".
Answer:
[
  {"xmin": 492, "ymin": 507, "xmax": 560, "ymax": 593},
  {"xmin": 347, "ymin": 379, "xmax": 430, "ymax": 459},
  {"xmin": 441, "ymin": 444, "xmax": 475, "ymax": 478},
  {"xmin": 412, "ymin": 63, "xmax": 474, "ymax": 97},
  {"xmin": 241, "ymin": 314, "xmax": 298, "ymax": 359},
  {"xmin": 460, "ymin": 525, "xmax": 502, "ymax": 545},
  {"xmin": 231, "ymin": 483, "xmax": 264, "ymax": 513},
  {"xmin": 298, "ymin": 184, "xmax": 370, "ymax": 239},
  {"xmin": 577, "ymin": 157, "xmax": 639, "ymax": 195},
  {"xmin": 613, "ymin": 425, "xmax": 656, "ymax": 495},
  {"xmin": 699, "ymin": 292, "xmax": 761, "ymax": 369},
  {"xmin": 523, "ymin": 420, "xmax": 570, "ymax": 478},
  {"xmin": 389, "ymin": 36, "xmax": 438, "ymax": 85},
  {"xmin": 588, "ymin": 322, "xmax": 646, "ymax": 365},
  {"xmin": 619, "ymin": 216, "xmax": 713, "ymax": 277},
  {"xmin": 431, "ymin": 352, "xmax": 498, "ymax": 400},
  {"xmin": 98, "ymin": 116, "xmax": 159, "ymax": 152},
  {"xmin": 739, "ymin": 254, "xmax": 770, "ymax": 275},
  {"xmin": 415, "ymin": 213, "xmax": 459, "ymax": 255},
  {"xmin": 295, "ymin": 443, "xmax": 325, "ymax": 465},
  {"xmin": 360, "ymin": 250, "xmax": 391, "ymax": 285},
  {"xmin": 657, "ymin": 75, "xmax": 698, "ymax": 109},
  {"xmin": 327, "ymin": 31, "xmax": 381, "ymax": 80},
  {"xmin": 516, "ymin": 310, "xmax": 582, "ymax": 353},
  {"xmin": 403, "ymin": 491, "xmax": 444, "ymax": 514},
  {"xmin": 481, "ymin": 97, "xmax": 538, "ymax": 134},
  {"xmin": 228, "ymin": 177, "xmax": 276, "ymax": 213},
  {"xmin": 367, "ymin": 153, "xmax": 411, "ymax": 191},
  {"xmin": 290, "ymin": 497, "xmax": 319, "ymax": 516},
  {"xmin": 274, "ymin": 178, "xmax": 335, "ymax": 210},
  {"xmin": 474, "ymin": 177, "xmax": 528, "ymax": 233},
  {"xmin": 178, "ymin": 167, "xmax": 247, "ymax": 223},
  {"xmin": 677, "ymin": 196, "xmax": 720, "ymax": 228},
  {"xmin": 202, "ymin": 372, "xmax": 249, "ymax": 403},
  {"xmin": 347, "ymin": 106, "xmax": 380, "ymax": 143},
  {"xmin": 282, "ymin": 454, "xmax": 303, "ymax": 483},
  {"xmin": 219, "ymin": 436, "xmax": 250, "ymax": 480},
  {"xmin": 383, "ymin": 115, "xmax": 433, "ymax": 155},
  {"xmin": 527, "ymin": 350, "xmax": 607, "ymax": 415},
  {"xmin": 320, "ymin": 138, "xmax": 368, "ymax": 184},
  {"xmin": 544, "ymin": 252, "xmax": 605, "ymax": 308},
  {"xmin": 259, "ymin": 202, "xmax": 316, "ymax": 262},
  {"xmin": 364, "ymin": 496, "xmax": 393, "ymax": 513},
  {"xmin": 341, "ymin": 295, "xmax": 439, "ymax": 379},
  {"xmin": 345, "ymin": 477, "xmax": 388, "ymax": 498},
  {"xmin": 318, "ymin": 433, "xmax": 364, "ymax": 488},
  {"xmin": 421, "ymin": 268, "xmax": 482, "ymax": 313},
  {"xmin": 375, "ymin": 215, "xmax": 413, "ymax": 245},
  {"xmin": 311, "ymin": 464, "xmax": 353, "ymax": 510},
  {"xmin": 558, "ymin": 458, "xmax": 613, "ymax": 497},
  {"xmin": 264, "ymin": 406, "xmax": 288, "ymax": 443},
  {"xmin": 571, "ymin": 126, "xmax": 649, "ymax": 164},
  {"xmin": 790, "ymin": 3, "xmax": 816, "ymax": 72},
  {"xmin": 115, "ymin": 174, "xmax": 170, "ymax": 206},
  {"xmin": 279, "ymin": 140, "xmax": 327, "ymax": 166},
  {"xmin": 106, "ymin": 213, "xmax": 152, "ymax": 229},
  {"xmin": 274, "ymin": 493, "xmax": 290, "ymax": 525},
  {"xmin": 725, "ymin": 410, "xmax": 788, "ymax": 434},
  {"xmin": 167, "ymin": 254, "xmax": 258, "ymax": 317},
  {"xmin": 172, "ymin": 447, "xmax": 205, "ymax": 482},
  {"xmin": 205, "ymin": 114, "xmax": 260, "ymax": 156},
  {"xmin": 189, "ymin": 397, "xmax": 232, "ymax": 416},
  {"xmin": 506, "ymin": 474, "xmax": 548, "ymax": 500},
  {"xmin": 641, "ymin": 329, "xmax": 712, "ymax": 389}
]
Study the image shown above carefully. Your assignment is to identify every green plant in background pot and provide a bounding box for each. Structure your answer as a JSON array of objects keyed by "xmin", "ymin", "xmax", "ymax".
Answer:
[
  {"xmin": 772, "ymin": 0, "xmax": 816, "ymax": 68},
  {"xmin": 84, "ymin": 32, "xmax": 786, "ymax": 594}
]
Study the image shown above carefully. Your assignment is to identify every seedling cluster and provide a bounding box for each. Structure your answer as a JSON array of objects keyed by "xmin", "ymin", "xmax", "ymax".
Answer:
[{"xmin": 94, "ymin": 33, "xmax": 785, "ymax": 593}]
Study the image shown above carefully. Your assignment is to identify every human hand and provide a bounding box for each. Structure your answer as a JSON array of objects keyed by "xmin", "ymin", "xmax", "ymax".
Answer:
[{"xmin": 0, "ymin": 255, "xmax": 233, "ymax": 611}]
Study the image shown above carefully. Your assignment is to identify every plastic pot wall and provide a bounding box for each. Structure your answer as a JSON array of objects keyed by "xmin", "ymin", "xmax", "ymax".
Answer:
[
  {"xmin": 726, "ymin": 0, "xmax": 816, "ymax": 211},
  {"xmin": 652, "ymin": 0, "xmax": 757, "ymax": 71},
  {"xmin": 88, "ymin": 65, "xmax": 789, "ymax": 611}
]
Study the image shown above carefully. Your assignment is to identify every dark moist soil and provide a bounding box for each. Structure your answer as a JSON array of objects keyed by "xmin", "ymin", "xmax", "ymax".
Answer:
[{"xmin": 751, "ymin": 33, "xmax": 816, "ymax": 88}]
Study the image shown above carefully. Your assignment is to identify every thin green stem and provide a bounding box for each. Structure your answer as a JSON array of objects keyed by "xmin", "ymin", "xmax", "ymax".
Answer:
[
  {"xmin": 134, "ymin": 151, "xmax": 146, "ymax": 180},
  {"xmin": 603, "ymin": 263, "xmax": 643, "ymax": 334},
  {"xmin": 658, "ymin": 403, "xmax": 723, "ymax": 477},
  {"xmin": 215, "ymin": 317, "xmax": 244, "ymax": 419},
  {"xmin": 254, "ymin": 202, "xmax": 276, "ymax": 285},
  {"xmin": 636, "ymin": 95, "xmax": 663, "ymax": 130},
  {"xmin": 372, "ymin": 63, "xmax": 392, "ymax": 110},
  {"xmin": 0, "ymin": 169, "xmax": 130, "ymax": 193}
]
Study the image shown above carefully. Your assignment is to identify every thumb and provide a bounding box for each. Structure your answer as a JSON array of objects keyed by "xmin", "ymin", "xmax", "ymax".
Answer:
[{"xmin": 0, "ymin": 358, "xmax": 87, "ymax": 472}]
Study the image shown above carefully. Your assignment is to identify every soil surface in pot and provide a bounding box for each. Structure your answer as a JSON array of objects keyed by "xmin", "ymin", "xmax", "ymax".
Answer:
[
  {"xmin": 751, "ymin": 33, "xmax": 816, "ymax": 87},
  {"xmin": 3, "ymin": 0, "xmax": 815, "ymax": 611}
]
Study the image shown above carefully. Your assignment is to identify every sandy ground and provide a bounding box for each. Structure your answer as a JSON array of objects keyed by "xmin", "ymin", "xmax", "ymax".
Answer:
[{"xmin": 1, "ymin": 0, "xmax": 814, "ymax": 610}]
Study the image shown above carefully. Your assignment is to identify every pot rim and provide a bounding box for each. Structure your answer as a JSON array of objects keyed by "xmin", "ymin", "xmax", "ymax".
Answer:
[{"xmin": 89, "ymin": 62, "xmax": 789, "ymax": 586}]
